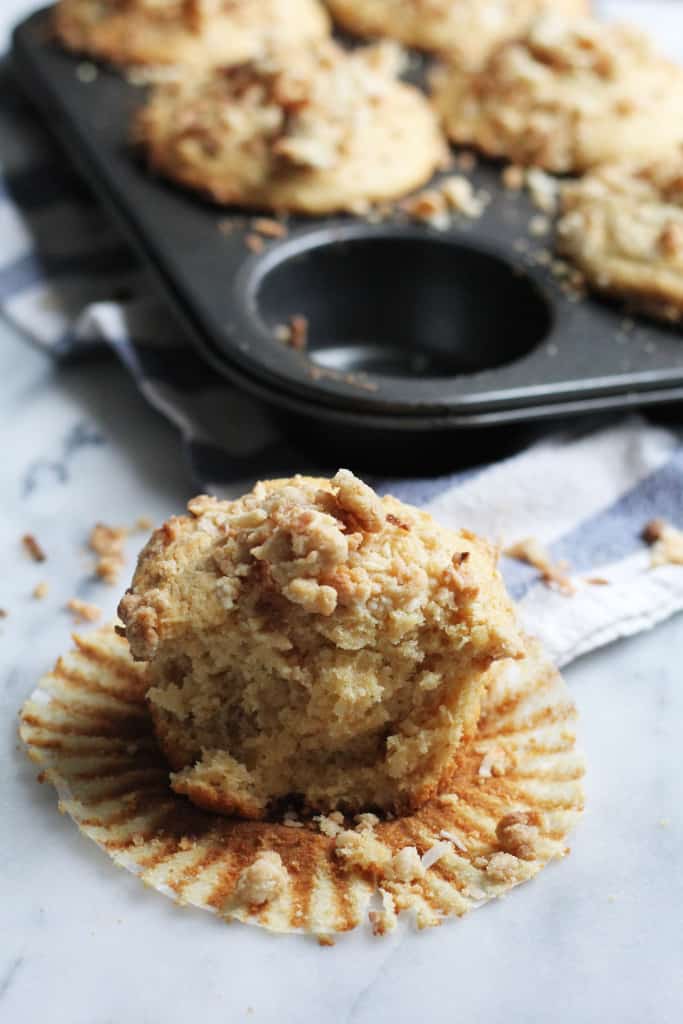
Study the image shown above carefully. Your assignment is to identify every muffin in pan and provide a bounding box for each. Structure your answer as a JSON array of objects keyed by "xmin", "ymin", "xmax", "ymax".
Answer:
[
  {"xmin": 118, "ymin": 471, "xmax": 523, "ymax": 819},
  {"xmin": 326, "ymin": 0, "xmax": 590, "ymax": 68},
  {"xmin": 54, "ymin": 0, "xmax": 331, "ymax": 69},
  {"xmin": 557, "ymin": 158, "xmax": 683, "ymax": 324},
  {"xmin": 431, "ymin": 13, "xmax": 683, "ymax": 173},
  {"xmin": 134, "ymin": 40, "xmax": 447, "ymax": 213}
]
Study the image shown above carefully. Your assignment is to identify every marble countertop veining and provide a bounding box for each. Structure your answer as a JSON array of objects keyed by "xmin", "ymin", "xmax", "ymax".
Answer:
[{"xmin": 1, "ymin": 3, "xmax": 683, "ymax": 1023}]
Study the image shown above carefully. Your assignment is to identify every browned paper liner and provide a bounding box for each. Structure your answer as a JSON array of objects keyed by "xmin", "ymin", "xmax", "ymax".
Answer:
[{"xmin": 19, "ymin": 628, "xmax": 584, "ymax": 938}]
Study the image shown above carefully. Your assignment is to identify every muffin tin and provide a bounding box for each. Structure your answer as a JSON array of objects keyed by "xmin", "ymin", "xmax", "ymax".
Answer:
[{"xmin": 11, "ymin": 7, "xmax": 683, "ymax": 468}]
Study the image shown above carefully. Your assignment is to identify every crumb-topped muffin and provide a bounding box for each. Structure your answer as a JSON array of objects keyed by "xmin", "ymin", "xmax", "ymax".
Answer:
[
  {"xmin": 327, "ymin": 0, "xmax": 589, "ymax": 68},
  {"xmin": 557, "ymin": 158, "xmax": 683, "ymax": 322},
  {"xmin": 118, "ymin": 472, "xmax": 523, "ymax": 819},
  {"xmin": 55, "ymin": 0, "xmax": 330, "ymax": 70},
  {"xmin": 134, "ymin": 40, "xmax": 447, "ymax": 213},
  {"xmin": 431, "ymin": 13, "xmax": 683, "ymax": 173}
]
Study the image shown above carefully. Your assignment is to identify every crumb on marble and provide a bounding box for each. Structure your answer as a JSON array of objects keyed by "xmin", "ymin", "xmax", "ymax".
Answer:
[
  {"xmin": 33, "ymin": 581, "xmax": 49, "ymax": 600},
  {"xmin": 66, "ymin": 598, "xmax": 102, "ymax": 623},
  {"xmin": 22, "ymin": 533, "xmax": 46, "ymax": 562},
  {"xmin": 89, "ymin": 523, "xmax": 128, "ymax": 585}
]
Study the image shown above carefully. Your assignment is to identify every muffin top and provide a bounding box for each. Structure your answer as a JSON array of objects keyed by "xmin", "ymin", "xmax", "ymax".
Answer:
[
  {"xmin": 558, "ymin": 156, "xmax": 683, "ymax": 322},
  {"xmin": 55, "ymin": 0, "xmax": 330, "ymax": 69},
  {"xmin": 135, "ymin": 40, "xmax": 446, "ymax": 212},
  {"xmin": 326, "ymin": 0, "xmax": 589, "ymax": 67},
  {"xmin": 432, "ymin": 13, "xmax": 683, "ymax": 173}
]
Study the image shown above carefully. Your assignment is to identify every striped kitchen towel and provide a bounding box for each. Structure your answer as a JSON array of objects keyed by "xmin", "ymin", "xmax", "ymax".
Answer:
[{"xmin": 2, "ymin": 62, "xmax": 683, "ymax": 667}]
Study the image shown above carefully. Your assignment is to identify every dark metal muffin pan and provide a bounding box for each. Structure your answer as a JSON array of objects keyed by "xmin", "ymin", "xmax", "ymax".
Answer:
[{"xmin": 11, "ymin": 7, "xmax": 683, "ymax": 441}]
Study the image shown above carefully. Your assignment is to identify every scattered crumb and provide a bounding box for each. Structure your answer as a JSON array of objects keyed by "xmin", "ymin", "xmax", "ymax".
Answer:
[
  {"xmin": 252, "ymin": 217, "xmax": 287, "ymax": 239},
  {"xmin": 334, "ymin": 830, "xmax": 391, "ymax": 874},
  {"xmin": 234, "ymin": 852, "xmax": 287, "ymax": 906},
  {"xmin": 456, "ymin": 150, "xmax": 477, "ymax": 172},
  {"xmin": 89, "ymin": 523, "xmax": 127, "ymax": 585},
  {"xmin": 315, "ymin": 812, "xmax": 345, "ymax": 837},
  {"xmin": 244, "ymin": 233, "xmax": 265, "ymax": 254},
  {"xmin": 502, "ymin": 165, "xmax": 525, "ymax": 190},
  {"xmin": 659, "ymin": 818, "xmax": 670, "ymax": 828},
  {"xmin": 585, "ymin": 576, "xmax": 610, "ymax": 586},
  {"xmin": 22, "ymin": 534, "xmax": 46, "ymax": 563},
  {"xmin": 354, "ymin": 812, "xmax": 380, "ymax": 833},
  {"xmin": 505, "ymin": 537, "xmax": 575, "ymax": 595},
  {"xmin": 401, "ymin": 188, "xmax": 449, "ymax": 227},
  {"xmin": 66, "ymin": 598, "xmax": 102, "ymax": 623},
  {"xmin": 368, "ymin": 891, "xmax": 398, "ymax": 936},
  {"xmin": 642, "ymin": 519, "xmax": 683, "ymax": 567},
  {"xmin": 402, "ymin": 175, "xmax": 487, "ymax": 227},
  {"xmin": 525, "ymin": 169, "xmax": 559, "ymax": 214},
  {"xmin": 529, "ymin": 214, "xmax": 550, "ymax": 237},
  {"xmin": 440, "ymin": 175, "xmax": 487, "ymax": 218},
  {"xmin": 0, "ymin": 609, "xmax": 7, "ymax": 619},
  {"xmin": 390, "ymin": 846, "xmax": 425, "ymax": 882},
  {"xmin": 496, "ymin": 812, "xmax": 540, "ymax": 862},
  {"xmin": 288, "ymin": 315, "xmax": 309, "ymax": 352},
  {"xmin": 135, "ymin": 516, "xmax": 154, "ymax": 531},
  {"xmin": 317, "ymin": 935, "xmax": 335, "ymax": 947},
  {"xmin": 218, "ymin": 219, "xmax": 237, "ymax": 236},
  {"xmin": 76, "ymin": 61, "xmax": 98, "ymax": 84},
  {"xmin": 33, "ymin": 582, "xmax": 49, "ymax": 600},
  {"xmin": 484, "ymin": 851, "xmax": 527, "ymax": 885}
]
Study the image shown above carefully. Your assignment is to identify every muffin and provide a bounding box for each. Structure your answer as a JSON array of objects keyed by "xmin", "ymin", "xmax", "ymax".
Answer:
[
  {"xmin": 54, "ymin": 0, "xmax": 330, "ymax": 70},
  {"xmin": 134, "ymin": 40, "xmax": 447, "ymax": 213},
  {"xmin": 557, "ymin": 158, "xmax": 683, "ymax": 323},
  {"xmin": 118, "ymin": 471, "xmax": 524, "ymax": 819},
  {"xmin": 327, "ymin": 0, "xmax": 590, "ymax": 68},
  {"xmin": 431, "ymin": 13, "xmax": 683, "ymax": 173}
]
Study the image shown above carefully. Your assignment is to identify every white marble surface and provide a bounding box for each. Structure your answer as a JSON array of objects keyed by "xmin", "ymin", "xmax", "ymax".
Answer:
[{"xmin": 1, "ymin": 3, "xmax": 683, "ymax": 1022}]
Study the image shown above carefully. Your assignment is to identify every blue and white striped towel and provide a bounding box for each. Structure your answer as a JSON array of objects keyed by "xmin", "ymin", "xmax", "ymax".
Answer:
[{"xmin": 2, "ymin": 61, "xmax": 683, "ymax": 668}]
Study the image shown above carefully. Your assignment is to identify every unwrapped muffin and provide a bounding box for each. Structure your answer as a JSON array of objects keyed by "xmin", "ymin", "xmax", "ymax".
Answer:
[{"xmin": 119, "ymin": 472, "xmax": 523, "ymax": 819}]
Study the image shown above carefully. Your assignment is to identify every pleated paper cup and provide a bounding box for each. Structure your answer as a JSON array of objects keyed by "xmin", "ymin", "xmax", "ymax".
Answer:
[{"xmin": 19, "ymin": 627, "xmax": 584, "ymax": 939}]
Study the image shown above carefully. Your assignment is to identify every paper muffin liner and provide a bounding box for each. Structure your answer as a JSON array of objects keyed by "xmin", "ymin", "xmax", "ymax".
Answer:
[{"xmin": 19, "ymin": 627, "xmax": 584, "ymax": 939}]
